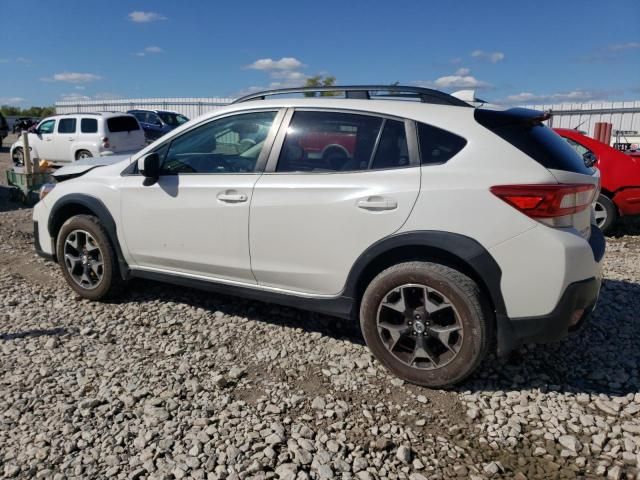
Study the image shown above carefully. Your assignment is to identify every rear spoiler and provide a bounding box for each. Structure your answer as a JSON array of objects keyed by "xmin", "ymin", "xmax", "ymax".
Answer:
[{"xmin": 475, "ymin": 107, "xmax": 551, "ymax": 129}]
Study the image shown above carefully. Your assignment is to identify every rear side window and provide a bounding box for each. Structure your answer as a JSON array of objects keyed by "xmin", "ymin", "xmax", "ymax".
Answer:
[
  {"xmin": 370, "ymin": 120, "xmax": 410, "ymax": 169},
  {"xmin": 475, "ymin": 108, "xmax": 594, "ymax": 175},
  {"xmin": 81, "ymin": 118, "xmax": 98, "ymax": 133},
  {"xmin": 564, "ymin": 137, "xmax": 594, "ymax": 157},
  {"xmin": 107, "ymin": 116, "xmax": 140, "ymax": 133},
  {"xmin": 57, "ymin": 118, "xmax": 76, "ymax": 134},
  {"xmin": 277, "ymin": 111, "xmax": 410, "ymax": 172},
  {"xmin": 418, "ymin": 123, "xmax": 467, "ymax": 165}
]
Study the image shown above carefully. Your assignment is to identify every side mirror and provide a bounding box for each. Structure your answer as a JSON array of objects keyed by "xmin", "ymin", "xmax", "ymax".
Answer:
[
  {"xmin": 583, "ymin": 151, "xmax": 597, "ymax": 168},
  {"xmin": 138, "ymin": 152, "xmax": 160, "ymax": 181}
]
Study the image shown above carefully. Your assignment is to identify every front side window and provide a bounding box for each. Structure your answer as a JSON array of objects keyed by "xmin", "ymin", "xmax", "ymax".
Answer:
[
  {"xmin": 57, "ymin": 118, "xmax": 77, "ymax": 134},
  {"xmin": 38, "ymin": 119, "xmax": 55, "ymax": 134},
  {"xmin": 81, "ymin": 118, "xmax": 98, "ymax": 133},
  {"xmin": 418, "ymin": 122, "xmax": 467, "ymax": 165},
  {"xmin": 277, "ymin": 111, "xmax": 394, "ymax": 172},
  {"xmin": 159, "ymin": 111, "xmax": 277, "ymax": 174},
  {"xmin": 158, "ymin": 112, "xmax": 189, "ymax": 127}
]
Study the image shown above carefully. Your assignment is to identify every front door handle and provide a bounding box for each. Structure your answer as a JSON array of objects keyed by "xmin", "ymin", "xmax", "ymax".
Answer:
[
  {"xmin": 357, "ymin": 196, "xmax": 398, "ymax": 211},
  {"xmin": 217, "ymin": 190, "xmax": 248, "ymax": 203}
]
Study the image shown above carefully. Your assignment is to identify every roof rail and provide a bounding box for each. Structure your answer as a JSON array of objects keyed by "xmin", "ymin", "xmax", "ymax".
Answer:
[{"xmin": 232, "ymin": 85, "xmax": 471, "ymax": 107}]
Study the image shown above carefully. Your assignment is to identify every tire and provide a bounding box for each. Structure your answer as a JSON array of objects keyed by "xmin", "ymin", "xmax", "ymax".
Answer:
[
  {"xmin": 13, "ymin": 147, "xmax": 24, "ymax": 166},
  {"xmin": 75, "ymin": 149, "xmax": 93, "ymax": 160},
  {"xmin": 594, "ymin": 194, "xmax": 617, "ymax": 234},
  {"xmin": 360, "ymin": 262, "xmax": 491, "ymax": 388},
  {"xmin": 56, "ymin": 215, "xmax": 123, "ymax": 301}
]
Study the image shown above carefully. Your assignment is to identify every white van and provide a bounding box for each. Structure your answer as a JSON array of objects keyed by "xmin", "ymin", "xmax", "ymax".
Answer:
[{"xmin": 10, "ymin": 112, "xmax": 146, "ymax": 165}]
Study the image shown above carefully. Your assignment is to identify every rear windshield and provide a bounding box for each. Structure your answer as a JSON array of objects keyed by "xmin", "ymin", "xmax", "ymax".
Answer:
[
  {"xmin": 106, "ymin": 116, "xmax": 140, "ymax": 133},
  {"xmin": 475, "ymin": 108, "xmax": 594, "ymax": 175}
]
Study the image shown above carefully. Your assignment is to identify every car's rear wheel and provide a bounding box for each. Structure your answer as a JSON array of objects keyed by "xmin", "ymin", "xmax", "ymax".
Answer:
[
  {"xmin": 360, "ymin": 262, "xmax": 491, "ymax": 388},
  {"xmin": 75, "ymin": 149, "xmax": 93, "ymax": 160},
  {"xmin": 594, "ymin": 193, "xmax": 617, "ymax": 234},
  {"xmin": 56, "ymin": 215, "xmax": 123, "ymax": 301}
]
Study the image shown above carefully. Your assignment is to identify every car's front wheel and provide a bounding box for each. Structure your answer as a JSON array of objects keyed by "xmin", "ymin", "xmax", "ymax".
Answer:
[
  {"xmin": 360, "ymin": 262, "xmax": 491, "ymax": 388},
  {"xmin": 56, "ymin": 215, "xmax": 123, "ymax": 301}
]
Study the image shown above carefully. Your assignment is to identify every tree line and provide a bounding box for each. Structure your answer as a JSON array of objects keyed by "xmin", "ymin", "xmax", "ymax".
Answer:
[{"xmin": 1, "ymin": 105, "xmax": 56, "ymax": 118}]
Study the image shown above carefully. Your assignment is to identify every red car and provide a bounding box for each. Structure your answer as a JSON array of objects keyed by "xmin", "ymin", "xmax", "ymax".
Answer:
[{"xmin": 555, "ymin": 128, "xmax": 640, "ymax": 233}]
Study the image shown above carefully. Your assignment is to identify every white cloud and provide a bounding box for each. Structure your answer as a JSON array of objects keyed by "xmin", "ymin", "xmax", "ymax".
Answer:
[
  {"xmin": 502, "ymin": 89, "xmax": 615, "ymax": 105},
  {"xmin": 128, "ymin": 11, "xmax": 167, "ymax": 23},
  {"xmin": 417, "ymin": 69, "xmax": 491, "ymax": 90},
  {"xmin": 135, "ymin": 46, "xmax": 164, "ymax": 57},
  {"xmin": 247, "ymin": 57, "xmax": 304, "ymax": 71},
  {"xmin": 608, "ymin": 42, "xmax": 640, "ymax": 52},
  {"xmin": 434, "ymin": 75, "xmax": 491, "ymax": 89},
  {"xmin": 0, "ymin": 59, "xmax": 9, "ymax": 63},
  {"xmin": 471, "ymin": 50, "xmax": 505, "ymax": 63},
  {"xmin": 75, "ymin": 86, "xmax": 85, "ymax": 90},
  {"xmin": 43, "ymin": 72, "xmax": 102, "ymax": 83},
  {"xmin": 59, "ymin": 92, "xmax": 121, "ymax": 102},
  {"xmin": 16, "ymin": 57, "xmax": 31, "ymax": 64},
  {"xmin": 0, "ymin": 97, "xmax": 26, "ymax": 105},
  {"xmin": 59, "ymin": 93, "xmax": 91, "ymax": 102}
]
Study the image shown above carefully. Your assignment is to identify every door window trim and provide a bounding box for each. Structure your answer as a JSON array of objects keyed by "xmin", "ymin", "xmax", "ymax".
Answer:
[
  {"xmin": 263, "ymin": 107, "xmax": 420, "ymax": 174},
  {"xmin": 121, "ymin": 108, "xmax": 287, "ymax": 176}
]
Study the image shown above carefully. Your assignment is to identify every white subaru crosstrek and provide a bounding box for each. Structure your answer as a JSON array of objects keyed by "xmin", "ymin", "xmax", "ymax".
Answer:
[
  {"xmin": 32, "ymin": 86, "xmax": 605, "ymax": 387},
  {"xmin": 10, "ymin": 112, "xmax": 146, "ymax": 166}
]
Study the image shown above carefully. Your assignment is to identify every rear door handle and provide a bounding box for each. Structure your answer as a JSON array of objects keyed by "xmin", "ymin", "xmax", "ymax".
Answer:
[
  {"xmin": 356, "ymin": 196, "xmax": 398, "ymax": 211},
  {"xmin": 217, "ymin": 190, "xmax": 248, "ymax": 203}
]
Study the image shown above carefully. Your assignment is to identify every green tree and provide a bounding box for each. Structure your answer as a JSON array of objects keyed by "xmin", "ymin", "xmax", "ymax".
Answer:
[
  {"xmin": 1, "ymin": 105, "xmax": 55, "ymax": 118},
  {"xmin": 303, "ymin": 75, "xmax": 338, "ymax": 97}
]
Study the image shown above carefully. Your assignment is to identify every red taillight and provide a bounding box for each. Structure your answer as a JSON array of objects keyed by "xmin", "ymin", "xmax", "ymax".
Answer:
[
  {"xmin": 102, "ymin": 137, "xmax": 110, "ymax": 148},
  {"xmin": 490, "ymin": 184, "xmax": 596, "ymax": 218}
]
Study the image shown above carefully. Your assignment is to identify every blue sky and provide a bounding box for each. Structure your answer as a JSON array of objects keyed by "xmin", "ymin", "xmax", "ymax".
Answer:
[{"xmin": 0, "ymin": 0, "xmax": 638, "ymax": 106}]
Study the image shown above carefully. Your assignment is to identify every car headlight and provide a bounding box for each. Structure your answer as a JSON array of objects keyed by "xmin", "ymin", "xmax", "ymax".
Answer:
[{"xmin": 39, "ymin": 183, "xmax": 56, "ymax": 200}]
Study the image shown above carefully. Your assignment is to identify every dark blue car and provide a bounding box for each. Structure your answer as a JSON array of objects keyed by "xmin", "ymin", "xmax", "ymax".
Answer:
[{"xmin": 127, "ymin": 109, "xmax": 189, "ymax": 142}]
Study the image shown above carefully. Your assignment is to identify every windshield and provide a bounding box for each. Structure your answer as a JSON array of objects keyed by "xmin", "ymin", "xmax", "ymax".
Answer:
[{"xmin": 158, "ymin": 112, "xmax": 189, "ymax": 127}]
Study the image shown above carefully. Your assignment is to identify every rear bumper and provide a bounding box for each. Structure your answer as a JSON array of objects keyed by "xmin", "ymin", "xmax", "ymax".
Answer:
[
  {"xmin": 496, "ymin": 224, "xmax": 605, "ymax": 355},
  {"xmin": 505, "ymin": 276, "xmax": 601, "ymax": 346},
  {"xmin": 613, "ymin": 187, "xmax": 640, "ymax": 216}
]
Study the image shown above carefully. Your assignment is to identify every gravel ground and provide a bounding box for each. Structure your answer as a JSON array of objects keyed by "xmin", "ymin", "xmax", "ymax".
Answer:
[{"xmin": 1, "ymin": 135, "xmax": 640, "ymax": 479}]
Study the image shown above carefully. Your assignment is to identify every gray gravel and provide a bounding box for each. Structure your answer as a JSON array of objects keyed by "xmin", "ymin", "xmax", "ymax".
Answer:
[{"xmin": 1, "ymin": 145, "xmax": 640, "ymax": 478}]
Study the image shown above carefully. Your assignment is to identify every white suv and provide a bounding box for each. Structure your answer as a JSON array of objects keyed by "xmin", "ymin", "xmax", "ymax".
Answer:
[
  {"xmin": 32, "ymin": 86, "xmax": 605, "ymax": 387},
  {"xmin": 10, "ymin": 112, "xmax": 146, "ymax": 165}
]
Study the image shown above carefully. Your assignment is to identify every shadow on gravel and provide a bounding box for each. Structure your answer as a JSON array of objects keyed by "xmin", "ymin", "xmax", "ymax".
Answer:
[
  {"xmin": 126, "ymin": 278, "xmax": 366, "ymax": 345},
  {"xmin": 124, "ymin": 277, "xmax": 640, "ymax": 396},
  {"xmin": 466, "ymin": 278, "xmax": 640, "ymax": 396},
  {"xmin": 0, "ymin": 185, "xmax": 30, "ymax": 213},
  {"xmin": 610, "ymin": 217, "xmax": 640, "ymax": 237},
  {"xmin": 0, "ymin": 327, "xmax": 69, "ymax": 341}
]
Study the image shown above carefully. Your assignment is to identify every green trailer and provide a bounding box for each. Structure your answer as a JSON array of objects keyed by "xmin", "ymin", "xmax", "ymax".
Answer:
[{"xmin": 5, "ymin": 169, "xmax": 54, "ymax": 205}]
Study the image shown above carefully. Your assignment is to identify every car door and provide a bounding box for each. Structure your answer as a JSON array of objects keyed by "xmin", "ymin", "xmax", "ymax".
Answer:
[
  {"xmin": 249, "ymin": 109, "xmax": 421, "ymax": 296},
  {"xmin": 145, "ymin": 112, "xmax": 165, "ymax": 140},
  {"xmin": 53, "ymin": 117, "xmax": 77, "ymax": 162},
  {"xmin": 119, "ymin": 109, "xmax": 284, "ymax": 284},
  {"xmin": 32, "ymin": 118, "xmax": 57, "ymax": 161}
]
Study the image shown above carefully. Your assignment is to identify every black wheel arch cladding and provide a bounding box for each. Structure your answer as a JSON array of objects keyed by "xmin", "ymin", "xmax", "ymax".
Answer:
[{"xmin": 48, "ymin": 193, "xmax": 129, "ymax": 279}]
